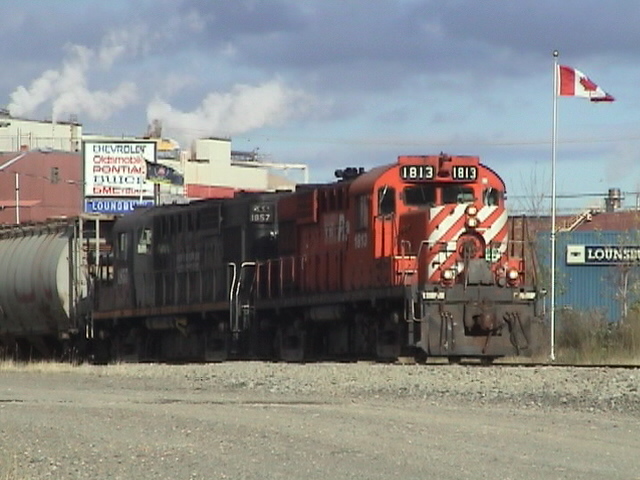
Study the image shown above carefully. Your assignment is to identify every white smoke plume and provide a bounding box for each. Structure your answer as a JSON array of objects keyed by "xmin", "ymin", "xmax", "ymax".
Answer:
[
  {"xmin": 8, "ymin": 19, "xmax": 314, "ymax": 140},
  {"xmin": 146, "ymin": 80, "xmax": 315, "ymax": 144},
  {"xmin": 8, "ymin": 32, "xmax": 140, "ymax": 122}
]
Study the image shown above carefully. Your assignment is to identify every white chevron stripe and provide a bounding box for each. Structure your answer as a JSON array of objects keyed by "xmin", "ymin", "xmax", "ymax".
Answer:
[
  {"xmin": 427, "ymin": 240, "xmax": 458, "ymax": 278},
  {"xmin": 427, "ymin": 204, "xmax": 466, "ymax": 244},
  {"xmin": 425, "ymin": 204, "xmax": 510, "ymax": 281},
  {"xmin": 480, "ymin": 209, "xmax": 507, "ymax": 243},
  {"xmin": 476, "ymin": 205, "xmax": 497, "ymax": 222}
]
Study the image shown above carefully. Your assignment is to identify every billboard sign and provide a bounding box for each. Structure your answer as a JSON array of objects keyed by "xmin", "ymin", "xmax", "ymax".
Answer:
[
  {"xmin": 83, "ymin": 140, "xmax": 156, "ymax": 199},
  {"xmin": 84, "ymin": 198, "xmax": 154, "ymax": 214},
  {"xmin": 567, "ymin": 244, "xmax": 640, "ymax": 265}
]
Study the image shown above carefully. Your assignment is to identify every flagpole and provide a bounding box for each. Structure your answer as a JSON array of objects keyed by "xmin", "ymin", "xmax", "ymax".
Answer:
[{"xmin": 550, "ymin": 50, "xmax": 559, "ymax": 361}]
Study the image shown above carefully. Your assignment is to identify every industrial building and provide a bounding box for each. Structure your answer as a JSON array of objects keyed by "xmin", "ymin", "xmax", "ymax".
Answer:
[
  {"xmin": 0, "ymin": 109, "xmax": 81, "ymax": 152},
  {"xmin": 184, "ymin": 137, "xmax": 302, "ymax": 199},
  {"xmin": 0, "ymin": 115, "xmax": 304, "ymax": 222}
]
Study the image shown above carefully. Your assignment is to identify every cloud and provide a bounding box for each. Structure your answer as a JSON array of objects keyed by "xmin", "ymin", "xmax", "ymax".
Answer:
[
  {"xmin": 7, "ymin": 70, "xmax": 60, "ymax": 117},
  {"xmin": 146, "ymin": 80, "xmax": 316, "ymax": 144},
  {"xmin": 7, "ymin": 31, "xmax": 141, "ymax": 122},
  {"xmin": 97, "ymin": 28, "xmax": 149, "ymax": 69}
]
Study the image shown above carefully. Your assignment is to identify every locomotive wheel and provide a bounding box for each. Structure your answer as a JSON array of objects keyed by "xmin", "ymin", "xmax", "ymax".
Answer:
[
  {"xmin": 91, "ymin": 337, "xmax": 111, "ymax": 365},
  {"xmin": 480, "ymin": 356, "xmax": 497, "ymax": 366},
  {"xmin": 204, "ymin": 327, "xmax": 229, "ymax": 362},
  {"xmin": 375, "ymin": 315, "xmax": 401, "ymax": 361},
  {"xmin": 413, "ymin": 348, "xmax": 428, "ymax": 364},
  {"xmin": 275, "ymin": 324, "xmax": 305, "ymax": 362}
]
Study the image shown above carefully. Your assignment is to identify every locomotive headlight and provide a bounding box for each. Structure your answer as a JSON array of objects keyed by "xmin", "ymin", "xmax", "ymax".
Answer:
[
  {"xmin": 465, "ymin": 205, "xmax": 479, "ymax": 229},
  {"xmin": 466, "ymin": 217, "xmax": 478, "ymax": 229},
  {"xmin": 506, "ymin": 268, "xmax": 520, "ymax": 285},
  {"xmin": 442, "ymin": 269, "xmax": 456, "ymax": 282}
]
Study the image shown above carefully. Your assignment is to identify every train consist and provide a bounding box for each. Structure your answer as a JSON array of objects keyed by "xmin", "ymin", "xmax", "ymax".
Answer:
[{"xmin": 0, "ymin": 153, "xmax": 540, "ymax": 363}]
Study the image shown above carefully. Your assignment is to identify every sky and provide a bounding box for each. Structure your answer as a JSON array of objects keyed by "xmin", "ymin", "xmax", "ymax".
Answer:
[{"xmin": 2, "ymin": 0, "xmax": 639, "ymax": 214}]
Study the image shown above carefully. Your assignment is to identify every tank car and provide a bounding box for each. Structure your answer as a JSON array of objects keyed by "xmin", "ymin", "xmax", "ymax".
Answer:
[{"xmin": 0, "ymin": 219, "xmax": 92, "ymax": 359}]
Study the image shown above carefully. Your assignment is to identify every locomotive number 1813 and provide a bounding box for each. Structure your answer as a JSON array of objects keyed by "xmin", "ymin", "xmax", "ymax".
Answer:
[
  {"xmin": 400, "ymin": 165, "xmax": 435, "ymax": 181},
  {"xmin": 452, "ymin": 166, "xmax": 477, "ymax": 181}
]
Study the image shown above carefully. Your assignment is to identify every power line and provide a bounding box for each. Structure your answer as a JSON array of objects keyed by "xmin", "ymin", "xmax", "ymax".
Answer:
[
  {"xmin": 153, "ymin": 126, "xmax": 640, "ymax": 148},
  {"xmin": 508, "ymin": 191, "xmax": 634, "ymax": 200}
]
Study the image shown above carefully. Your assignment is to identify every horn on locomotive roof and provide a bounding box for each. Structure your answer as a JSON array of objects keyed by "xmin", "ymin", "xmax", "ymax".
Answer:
[
  {"xmin": 437, "ymin": 152, "xmax": 452, "ymax": 178},
  {"xmin": 334, "ymin": 167, "xmax": 365, "ymax": 181}
]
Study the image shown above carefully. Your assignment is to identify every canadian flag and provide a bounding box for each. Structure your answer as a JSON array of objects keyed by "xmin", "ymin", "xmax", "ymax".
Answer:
[{"xmin": 557, "ymin": 65, "xmax": 614, "ymax": 102}]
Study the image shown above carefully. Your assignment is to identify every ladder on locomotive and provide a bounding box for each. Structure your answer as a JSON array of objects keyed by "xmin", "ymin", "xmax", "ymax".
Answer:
[{"xmin": 508, "ymin": 215, "xmax": 539, "ymax": 288}]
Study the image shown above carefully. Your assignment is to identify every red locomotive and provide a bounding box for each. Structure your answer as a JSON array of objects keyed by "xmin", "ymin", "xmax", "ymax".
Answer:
[
  {"xmin": 90, "ymin": 153, "xmax": 538, "ymax": 363},
  {"xmin": 254, "ymin": 153, "xmax": 537, "ymax": 361}
]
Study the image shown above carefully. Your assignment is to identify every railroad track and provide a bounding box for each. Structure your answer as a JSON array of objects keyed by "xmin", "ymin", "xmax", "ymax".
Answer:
[
  {"xmin": 392, "ymin": 356, "xmax": 640, "ymax": 369},
  {"xmin": 492, "ymin": 361, "xmax": 640, "ymax": 369}
]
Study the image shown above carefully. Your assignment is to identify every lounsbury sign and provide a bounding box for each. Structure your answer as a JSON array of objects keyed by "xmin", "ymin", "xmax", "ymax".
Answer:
[{"xmin": 566, "ymin": 245, "xmax": 640, "ymax": 265}]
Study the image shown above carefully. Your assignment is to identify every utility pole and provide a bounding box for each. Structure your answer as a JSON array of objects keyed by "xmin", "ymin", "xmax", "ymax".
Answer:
[{"xmin": 15, "ymin": 172, "xmax": 19, "ymax": 224}]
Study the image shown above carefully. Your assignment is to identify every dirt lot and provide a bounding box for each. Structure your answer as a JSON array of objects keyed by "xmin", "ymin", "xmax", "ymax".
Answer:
[{"xmin": 1, "ymin": 362, "xmax": 639, "ymax": 480}]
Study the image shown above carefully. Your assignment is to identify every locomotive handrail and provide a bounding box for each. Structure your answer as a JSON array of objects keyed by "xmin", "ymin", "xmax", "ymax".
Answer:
[
  {"xmin": 399, "ymin": 239, "xmax": 412, "ymax": 258},
  {"xmin": 280, "ymin": 258, "xmax": 284, "ymax": 297},
  {"xmin": 239, "ymin": 262, "xmax": 256, "ymax": 308},
  {"xmin": 228, "ymin": 262, "xmax": 237, "ymax": 332},
  {"xmin": 255, "ymin": 261, "xmax": 263, "ymax": 299},
  {"xmin": 228, "ymin": 262, "xmax": 237, "ymax": 302},
  {"xmin": 257, "ymin": 258, "xmax": 274, "ymax": 299},
  {"xmin": 255, "ymin": 256, "xmax": 299, "ymax": 300}
]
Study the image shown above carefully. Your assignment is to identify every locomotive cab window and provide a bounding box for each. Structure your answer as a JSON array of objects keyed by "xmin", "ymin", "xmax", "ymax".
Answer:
[
  {"xmin": 137, "ymin": 227, "xmax": 152, "ymax": 255},
  {"xmin": 403, "ymin": 185, "xmax": 436, "ymax": 206},
  {"xmin": 483, "ymin": 187, "xmax": 502, "ymax": 206},
  {"xmin": 377, "ymin": 185, "xmax": 395, "ymax": 216},
  {"xmin": 442, "ymin": 186, "xmax": 475, "ymax": 204},
  {"xmin": 117, "ymin": 232, "xmax": 129, "ymax": 260}
]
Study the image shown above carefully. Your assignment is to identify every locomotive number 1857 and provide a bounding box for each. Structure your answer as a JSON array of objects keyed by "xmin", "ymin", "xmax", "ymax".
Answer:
[{"xmin": 250, "ymin": 204, "xmax": 273, "ymax": 223}]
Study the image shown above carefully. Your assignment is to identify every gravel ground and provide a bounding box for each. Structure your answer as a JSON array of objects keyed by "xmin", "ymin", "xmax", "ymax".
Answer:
[
  {"xmin": 56, "ymin": 361, "xmax": 640, "ymax": 414},
  {"xmin": 1, "ymin": 362, "xmax": 639, "ymax": 479}
]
